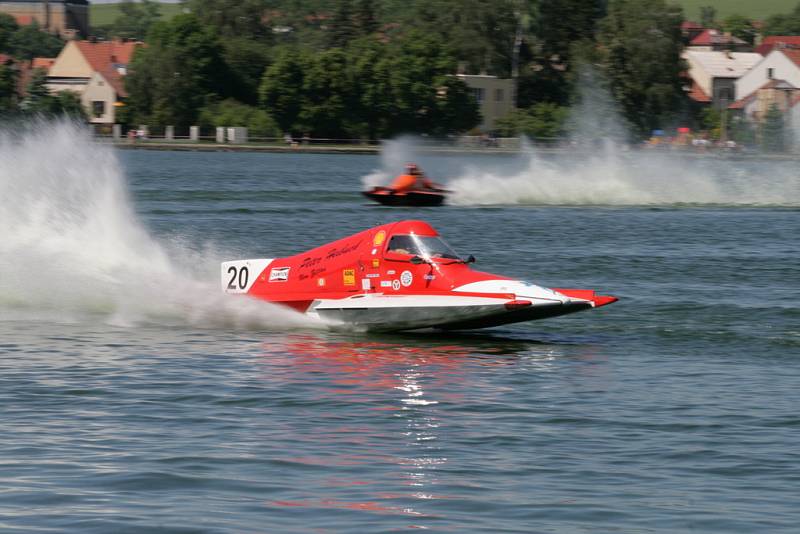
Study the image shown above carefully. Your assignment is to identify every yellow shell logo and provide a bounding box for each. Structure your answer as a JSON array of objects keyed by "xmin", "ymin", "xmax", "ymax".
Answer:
[{"xmin": 373, "ymin": 230, "xmax": 386, "ymax": 246}]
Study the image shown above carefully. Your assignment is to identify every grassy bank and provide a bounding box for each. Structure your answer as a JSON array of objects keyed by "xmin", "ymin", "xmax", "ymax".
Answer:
[
  {"xmin": 91, "ymin": 2, "xmax": 185, "ymax": 27},
  {"xmin": 676, "ymin": 0, "xmax": 796, "ymax": 20}
]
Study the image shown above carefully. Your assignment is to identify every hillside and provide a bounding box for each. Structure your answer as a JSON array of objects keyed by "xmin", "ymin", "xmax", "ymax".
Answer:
[
  {"xmin": 676, "ymin": 0, "xmax": 797, "ymax": 21},
  {"xmin": 90, "ymin": 2, "xmax": 185, "ymax": 27}
]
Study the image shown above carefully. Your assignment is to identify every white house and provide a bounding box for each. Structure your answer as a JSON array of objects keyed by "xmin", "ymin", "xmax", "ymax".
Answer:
[
  {"xmin": 736, "ymin": 49, "xmax": 800, "ymax": 102},
  {"xmin": 682, "ymin": 50, "xmax": 762, "ymax": 108}
]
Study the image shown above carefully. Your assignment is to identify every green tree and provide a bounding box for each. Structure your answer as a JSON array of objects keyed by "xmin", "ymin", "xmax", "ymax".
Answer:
[
  {"xmin": 723, "ymin": 14, "xmax": 756, "ymax": 46},
  {"xmin": 7, "ymin": 20, "xmax": 63, "ymax": 60},
  {"xmin": 20, "ymin": 68, "xmax": 85, "ymax": 118},
  {"xmin": 327, "ymin": 0, "xmax": 355, "ymax": 48},
  {"xmin": 700, "ymin": 6, "xmax": 716, "ymax": 27},
  {"xmin": 198, "ymin": 98, "xmax": 280, "ymax": 137},
  {"xmin": 494, "ymin": 102, "xmax": 569, "ymax": 139},
  {"xmin": 763, "ymin": 3, "xmax": 800, "ymax": 36},
  {"xmin": 598, "ymin": 0, "xmax": 685, "ymax": 137},
  {"xmin": 0, "ymin": 62, "xmax": 17, "ymax": 112},
  {"xmin": 109, "ymin": 0, "xmax": 162, "ymax": 41},
  {"xmin": 188, "ymin": 0, "xmax": 271, "ymax": 39},
  {"xmin": 125, "ymin": 14, "xmax": 231, "ymax": 126},
  {"xmin": 761, "ymin": 103, "xmax": 786, "ymax": 152},
  {"xmin": 258, "ymin": 48, "xmax": 308, "ymax": 133},
  {"xmin": 0, "ymin": 13, "xmax": 19, "ymax": 52},
  {"xmin": 524, "ymin": 0, "xmax": 606, "ymax": 106},
  {"xmin": 353, "ymin": 0, "xmax": 379, "ymax": 36}
]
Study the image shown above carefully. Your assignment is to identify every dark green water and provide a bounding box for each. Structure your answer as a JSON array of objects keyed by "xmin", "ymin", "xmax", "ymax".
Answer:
[{"xmin": 1, "ymin": 127, "xmax": 799, "ymax": 532}]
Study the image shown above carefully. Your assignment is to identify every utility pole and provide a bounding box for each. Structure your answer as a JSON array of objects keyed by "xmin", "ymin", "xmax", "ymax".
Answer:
[{"xmin": 511, "ymin": 3, "xmax": 525, "ymax": 109}]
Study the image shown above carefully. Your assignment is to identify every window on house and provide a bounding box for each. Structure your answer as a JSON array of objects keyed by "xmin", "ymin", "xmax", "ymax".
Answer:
[
  {"xmin": 495, "ymin": 88, "xmax": 504, "ymax": 102},
  {"xmin": 92, "ymin": 101, "xmax": 106, "ymax": 118},
  {"xmin": 767, "ymin": 67, "xmax": 774, "ymax": 79},
  {"xmin": 471, "ymin": 87, "xmax": 485, "ymax": 104}
]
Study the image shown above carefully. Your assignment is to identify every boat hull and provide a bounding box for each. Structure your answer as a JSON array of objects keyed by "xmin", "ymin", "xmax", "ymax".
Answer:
[
  {"xmin": 306, "ymin": 293, "xmax": 594, "ymax": 332},
  {"xmin": 362, "ymin": 188, "xmax": 445, "ymax": 206}
]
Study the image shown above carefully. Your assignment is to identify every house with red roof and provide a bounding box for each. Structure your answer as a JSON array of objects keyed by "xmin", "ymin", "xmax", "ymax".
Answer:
[
  {"xmin": 682, "ymin": 50, "xmax": 763, "ymax": 108},
  {"xmin": 45, "ymin": 40, "xmax": 140, "ymax": 124},
  {"xmin": 736, "ymin": 48, "xmax": 800, "ymax": 103},
  {"xmin": 755, "ymin": 36, "xmax": 800, "ymax": 56},
  {"xmin": 687, "ymin": 29, "xmax": 751, "ymax": 52}
]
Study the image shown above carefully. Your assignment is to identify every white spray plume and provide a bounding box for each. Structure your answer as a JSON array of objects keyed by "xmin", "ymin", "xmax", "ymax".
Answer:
[{"xmin": 0, "ymin": 121, "xmax": 321, "ymax": 330}]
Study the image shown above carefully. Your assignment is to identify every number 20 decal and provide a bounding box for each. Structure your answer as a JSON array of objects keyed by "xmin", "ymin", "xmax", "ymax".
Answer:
[{"xmin": 227, "ymin": 266, "xmax": 249, "ymax": 290}]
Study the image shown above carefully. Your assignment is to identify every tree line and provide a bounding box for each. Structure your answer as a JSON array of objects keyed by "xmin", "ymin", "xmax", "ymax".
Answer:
[{"xmin": 4, "ymin": 0, "xmax": 800, "ymax": 140}]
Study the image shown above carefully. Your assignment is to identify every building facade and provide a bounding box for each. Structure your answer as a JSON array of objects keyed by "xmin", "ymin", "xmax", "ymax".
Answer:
[
  {"xmin": 454, "ymin": 74, "xmax": 515, "ymax": 132},
  {"xmin": 0, "ymin": 0, "xmax": 89, "ymax": 39},
  {"xmin": 683, "ymin": 50, "xmax": 763, "ymax": 109},
  {"xmin": 46, "ymin": 39, "xmax": 139, "ymax": 124}
]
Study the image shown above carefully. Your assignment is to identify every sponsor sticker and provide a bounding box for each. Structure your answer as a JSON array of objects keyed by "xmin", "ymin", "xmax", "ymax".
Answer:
[
  {"xmin": 400, "ymin": 270, "xmax": 413, "ymax": 287},
  {"xmin": 372, "ymin": 259, "xmax": 380, "ymax": 268},
  {"xmin": 317, "ymin": 278, "xmax": 326, "ymax": 287},
  {"xmin": 387, "ymin": 270, "xmax": 396, "ymax": 275},
  {"xmin": 343, "ymin": 268, "xmax": 356, "ymax": 286},
  {"xmin": 380, "ymin": 280, "xmax": 392, "ymax": 288},
  {"xmin": 269, "ymin": 267, "xmax": 290, "ymax": 282},
  {"xmin": 361, "ymin": 279, "xmax": 371, "ymax": 290},
  {"xmin": 371, "ymin": 248, "xmax": 377, "ymax": 255},
  {"xmin": 424, "ymin": 274, "xmax": 435, "ymax": 280},
  {"xmin": 373, "ymin": 230, "xmax": 386, "ymax": 246},
  {"xmin": 366, "ymin": 273, "xmax": 380, "ymax": 278},
  {"xmin": 392, "ymin": 280, "xmax": 401, "ymax": 291}
]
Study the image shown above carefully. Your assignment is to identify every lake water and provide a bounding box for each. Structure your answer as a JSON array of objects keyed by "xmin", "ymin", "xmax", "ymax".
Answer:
[{"xmin": 1, "ymin": 125, "xmax": 799, "ymax": 532}]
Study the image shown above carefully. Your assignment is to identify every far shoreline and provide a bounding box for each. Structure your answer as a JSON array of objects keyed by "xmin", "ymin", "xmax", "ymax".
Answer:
[{"xmin": 107, "ymin": 140, "xmax": 800, "ymax": 161}]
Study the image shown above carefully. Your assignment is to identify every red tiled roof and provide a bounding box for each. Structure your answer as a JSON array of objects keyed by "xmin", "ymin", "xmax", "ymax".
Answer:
[
  {"xmin": 682, "ymin": 21, "xmax": 704, "ymax": 30},
  {"xmin": 690, "ymin": 29, "xmax": 746, "ymax": 46},
  {"xmin": 729, "ymin": 78, "xmax": 798, "ymax": 109},
  {"xmin": 13, "ymin": 15, "xmax": 35, "ymax": 26},
  {"xmin": 755, "ymin": 36, "xmax": 800, "ymax": 56},
  {"xmin": 74, "ymin": 41, "xmax": 141, "ymax": 97},
  {"xmin": 780, "ymin": 48, "xmax": 800, "ymax": 67},
  {"xmin": 688, "ymin": 81, "xmax": 711, "ymax": 103},
  {"xmin": 32, "ymin": 57, "xmax": 55, "ymax": 70}
]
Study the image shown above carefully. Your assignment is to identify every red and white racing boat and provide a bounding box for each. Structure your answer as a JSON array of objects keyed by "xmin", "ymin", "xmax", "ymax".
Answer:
[{"xmin": 222, "ymin": 220, "xmax": 617, "ymax": 332}]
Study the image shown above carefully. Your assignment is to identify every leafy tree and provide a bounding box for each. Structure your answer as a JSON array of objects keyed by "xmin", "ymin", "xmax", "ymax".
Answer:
[
  {"xmin": 326, "ymin": 0, "xmax": 355, "ymax": 48},
  {"xmin": 20, "ymin": 68, "xmax": 85, "ymax": 118},
  {"xmin": 353, "ymin": 0, "xmax": 379, "ymax": 36},
  {"xmin": 723, "ymin": 14, "xmax": 756, "ymax": 45},
  {"xmin": 409, "ymin": 0, "xmax": 520, "ymax": 78},
  {"xmin": 598, "ymin": 0, "xmax": 685, "ymax": 137},
  {"xmin": 525, "ymin": 0, "xmax": 606, "ymax": 106},
  {"xmin": 125, "ymin": 14, "xmax": 231, "ymax": 126},
  {"xmin": 198, "ymin": 98, "xmax": 280, "ymax": 137},
  {"xmin": 700, "ymin": 6, "xmax": 716, "ymax": 27},
  {"xmin": 0, "ymin": 62, "xmax": 17, "ymax": 111},
  {"xmin": 109, "ymin": 0, "xmax": 162, "ymax": 41},
  {"xmin": 6, "ymin": 20, "xmax": 63, "ymax": 60},
  {"xmin": 258, "ymin": 48, "xmax": 308, "ymax": 133},
  {"xmin": 494, "ymin": 102, "xmax": 569, "ymax": 139},
  {"xmin": 221, "ymin": 37, "xmax": 272, "ymax": 105},
  {"xmin": 21, "ymin": 68, "xmax": 50, "ymax": 111},
  {"xmin": 763, "ymin": 3, "xmax": 800, "ymax": 36},
  {"xmin": 761, "ymin": 103, "xmax": 786, "ymax": 152},
  {"xmin": 0, "ymin": 13, "xmax": 19, "ymax": 52},
  {"xmin": 188, "ymin": 0, "xmax": 271, "ymax": 39}
]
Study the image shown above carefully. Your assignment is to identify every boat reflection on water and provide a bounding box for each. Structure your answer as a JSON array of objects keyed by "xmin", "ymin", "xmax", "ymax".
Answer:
[{"xmin": 258, "ymin": 332, "xmax": 587, "ymax": 523}]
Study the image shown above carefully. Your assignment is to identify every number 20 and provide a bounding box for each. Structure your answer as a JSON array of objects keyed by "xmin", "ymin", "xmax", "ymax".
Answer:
[{"xmin": 227, "ymin": 266, "xmax": 249, "ymax": 290}]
